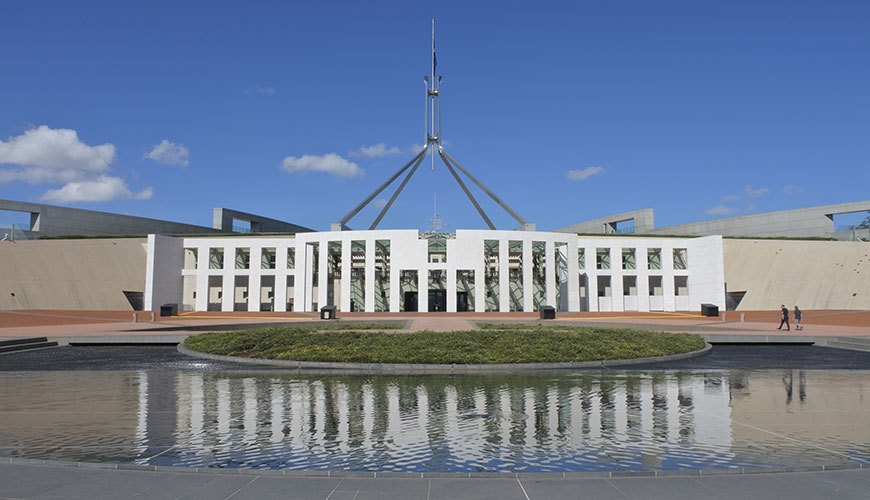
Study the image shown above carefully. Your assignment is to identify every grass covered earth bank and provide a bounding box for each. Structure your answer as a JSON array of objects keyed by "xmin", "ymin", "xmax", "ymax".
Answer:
[{"xmin": 183, "ymin": 323, "xmax": 706, "ymax": 364}]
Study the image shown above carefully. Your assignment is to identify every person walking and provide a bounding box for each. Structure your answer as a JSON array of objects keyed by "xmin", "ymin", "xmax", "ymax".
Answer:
[
  {"xmin": 777, "ymin": 304, "xmax": 790, "ymax": 331},
  {"xmin": 794, "ymin": 305, "xmax": 803, "ymax": 331}
]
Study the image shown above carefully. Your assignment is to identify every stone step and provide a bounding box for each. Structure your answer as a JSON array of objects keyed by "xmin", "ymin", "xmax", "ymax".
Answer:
[
  {"xmin": 0, "ymin": 337, "xmax": 59, "ymax": 354},
  {"xmin": 826, "ymin": 337, "xmax": 870, "ymax": 352}
]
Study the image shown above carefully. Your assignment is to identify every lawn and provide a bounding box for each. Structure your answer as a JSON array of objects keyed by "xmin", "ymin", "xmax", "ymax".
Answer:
[{"xmin": 183, "ymin": 322, "xmax": 706, "ymax": 364}]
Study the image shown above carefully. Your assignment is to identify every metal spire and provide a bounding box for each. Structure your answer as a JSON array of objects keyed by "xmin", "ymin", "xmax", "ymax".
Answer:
[{"xmin": 333, "ymin": 20, "xmax": 533, "ymax": 232}]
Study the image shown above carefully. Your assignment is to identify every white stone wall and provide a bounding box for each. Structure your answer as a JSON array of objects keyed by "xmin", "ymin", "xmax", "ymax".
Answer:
[
  {"xmin": 158, "ymin": 230, "xmax": 726, "ymax": 314},
  {"xmin": 145, "ymin": 234, "xmax": 184, "ymax": 312}
]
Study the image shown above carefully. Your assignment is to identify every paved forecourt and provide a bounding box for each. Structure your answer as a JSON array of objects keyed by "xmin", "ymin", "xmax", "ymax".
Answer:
[{"xmin": 1, "ymin": 309, "xmax": 869, "ymax": 345}]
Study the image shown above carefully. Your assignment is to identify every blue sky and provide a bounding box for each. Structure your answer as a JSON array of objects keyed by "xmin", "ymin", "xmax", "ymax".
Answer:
[{"xmin": 1, "ymin": 1, "xmax": 868, "ymax": 232}]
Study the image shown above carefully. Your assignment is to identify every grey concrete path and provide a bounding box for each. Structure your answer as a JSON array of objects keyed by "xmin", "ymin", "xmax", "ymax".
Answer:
[{"xmin": 2, "ymin": 460, "xmax": 869, "ymax": 500}]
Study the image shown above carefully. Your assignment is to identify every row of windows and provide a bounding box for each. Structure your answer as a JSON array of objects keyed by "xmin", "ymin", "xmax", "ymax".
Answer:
[
  {"xmin": 583, "ymin": 248, "xmax": 687, "ymax": 271},
  {"xmin": 186, "ymin": 245, "xmax": 688, "ymax": 272},
  {"xmin": 185, "ymin": 247, "xmax": 296, "ymax": 270}
]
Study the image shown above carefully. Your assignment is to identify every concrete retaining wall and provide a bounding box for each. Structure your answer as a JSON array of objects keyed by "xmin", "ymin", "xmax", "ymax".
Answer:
[{"xmin": 0, "ymin": 238, "xmax": 147, "ymax": 310}]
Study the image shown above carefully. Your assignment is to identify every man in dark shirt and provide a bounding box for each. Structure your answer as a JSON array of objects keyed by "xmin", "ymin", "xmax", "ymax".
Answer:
[{"xmin": 777, "ymin": 304, "xmax": 790, "ymax": 331}]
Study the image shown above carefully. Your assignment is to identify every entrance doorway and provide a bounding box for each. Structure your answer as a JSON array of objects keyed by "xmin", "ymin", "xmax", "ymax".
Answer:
[
  {"xmin": 404, "ymin": 291, "xmax": 418, "ymax": 312},
  {"xmin": 428, "ymin": 290, "xmax": 446, "ymax": 312},
  {"xmin": 456, "ymin": 292, "xmax": 469, "ymax": 312}
]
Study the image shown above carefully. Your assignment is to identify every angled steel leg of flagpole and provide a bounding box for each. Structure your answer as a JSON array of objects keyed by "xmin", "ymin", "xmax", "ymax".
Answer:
[
  {"xmin": 440, "ymin": 149, "xmax": 530, "ymax": 228},
  {"xmin": 437, "ymin": 148, "xmax": 496, "ymax": 230},
  {"xmin": 335, "ymin": 146, "xmax": 429, "ymax": 229},
  {"xmin": 369, "ymin": 149, "xmax": 429, "ymax": 230}
]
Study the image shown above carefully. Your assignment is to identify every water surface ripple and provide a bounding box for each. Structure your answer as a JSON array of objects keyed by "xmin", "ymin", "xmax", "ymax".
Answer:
[{"xmin": 2, "ymin": 359, "xmax": 869, "ymax": 473}]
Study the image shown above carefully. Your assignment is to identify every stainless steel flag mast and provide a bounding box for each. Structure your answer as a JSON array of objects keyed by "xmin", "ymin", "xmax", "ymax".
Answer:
[{"xmin": 334, "ymin": 20, "xmax": 533, "ymax": 232}]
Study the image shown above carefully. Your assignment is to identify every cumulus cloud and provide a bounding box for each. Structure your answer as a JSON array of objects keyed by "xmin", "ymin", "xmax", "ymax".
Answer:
[
  {"xmin": 281, "ymin": 153, "xmax": 364, "ymax": 178},
  {"xmin": 566, "ymin": 166, "xmax": 605, "ymax": 181},
  {"xmin": 0, "ymin": 125, "xmax": 115, "ymax": 177},
  {"xmin": 708, "ymin": 184, "xmax": 770, "ymax": 216},
  {"xmin": 245, "ymin": 84, "xmax": 275, "ymax": 96},
  {"xmin": 144, "ymin": 140, "xmax": 190, "ymax": 167},
  {"xmin": 39, "ymin": 176, "xmax": 153, "ymax": 203},
  {"xmin": 349, "ymin": 143, "xmax": 403, "ymax": 158},
  {"xmin": 782, "ymin": 185, "xmax": 806, "ymax": 195},
  {"xmin": 705, "ymin": 204, "xmax": 739, "ymax": 216},
  {"xmin": 0, "ymin": 125, "xmax": 150, "ymax": 203},
  {"xmin": 743, "ymin": 185, "xmax": 769, "ymax": 198}
]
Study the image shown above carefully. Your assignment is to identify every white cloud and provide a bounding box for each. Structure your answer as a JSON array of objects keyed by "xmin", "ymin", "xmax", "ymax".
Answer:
[
  {"xmin": 566, "ymin": 166, "xmax": 605, "ymax": 181},
  {"xmin": 744, "ymin": 185, "xmax": 769, "ymax": 198},
  {"xmin": 39, "ymin": 176, "xmax": 153, "ymax": 203},
  {"xmin": 0, "ymin": 125, "xmax": 115, "ymax": 178},
  {"xmin": 706, "ymin": 204, "xmax": 739, "ymax": 216},
  {"xmin": 245, "ymin": 84, "xmax": 276, "ymax": 96},
  {"xmin": 349, "ymin": 143, "xmax": 403, "ymax": 158},
  {"xmin": 710, "ymin": 184, "xmax": 771, "ymax": 216},
  {"xmin": 144, "ymin": 140, "xmax": 190, "ymax": 167},
  {"xmin": 0, "ymin": 126, "xmax": 154, "ymax": 203},
  {"xmin": 782, "ymin": 185, "xmax": 806, "ymax": 195},
  {"xmin": 373, "ymin": 199, "xmax": 389, "ymax": 208},
  {"xmin": 281, "ymin": 153, "xmax": 364, "ymax": 178}
]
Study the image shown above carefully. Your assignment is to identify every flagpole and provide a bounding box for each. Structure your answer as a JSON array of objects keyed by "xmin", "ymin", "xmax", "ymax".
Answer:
[{"xmin": 430, "ymin": 18, "xmax": 436, "ymax": 170}]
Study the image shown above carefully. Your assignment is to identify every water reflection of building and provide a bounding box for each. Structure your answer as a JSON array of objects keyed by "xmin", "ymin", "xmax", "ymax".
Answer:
[
  {"xmin": 7, "ymin": 370, "xmax": 869, "ymax": 470},
  {"xmin": 167, "ymin": 372, "xmax": 733, "ymax": 470}
]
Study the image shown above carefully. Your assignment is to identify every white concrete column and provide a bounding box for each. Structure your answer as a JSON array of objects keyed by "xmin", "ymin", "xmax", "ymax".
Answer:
[
  {"xmin": 446, "ymin": 267, "xmax": 456, "ymax": 313},
  {"xmin": 545, "ymin": 240, "xmax": 556, "ymax": 308},
  {"xmin": 499, "ymin": 239, "xmax": 510, "ymax": 313},
  {"xmin": 418, "ymin": 268, "xmax": 428, "ymax": 313},
  {"xmin": 274, "ymin": 272, "xmax": 287, "ymax": 312},
  {"xmin": 588, "ymin": 265, "xmax": 599, "ymax": 312},
  {"xmin": 300, "ymin": 242, "xmax": 315, "ymax": 312},
  {"xmin": 566, "ymin": 239, "xmax": 580, "ymax": 312},
  {"xmin": 247, "ymin": 271, "xmax": 261, "ymax": 312},
  {"xmin": 365, "ymin": 239, "xmax": 375, "ymax": 312},
  {"xmin": 637, "ymin": 245, "xmax": 651, "ymax": 312},
  {"xmin": 523, "ymin": 239, "xmax": 533, "ymax": 312},
  {"xmin": 474, "ymin": 260, "xmax": 486, "ymax": 312},
  {"xmin": 340, "ymin": 239, "xmax": 351, "ymax": 312},
  {"xmin": 317, "ymin": 242, "xmax": 328, "ymax": 311}
]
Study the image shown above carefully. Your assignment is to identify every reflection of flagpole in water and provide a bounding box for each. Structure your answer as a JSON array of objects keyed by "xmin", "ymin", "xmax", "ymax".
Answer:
[
  {"xmin": 135, "ymin": 371, "xmax": 149, "ymax": 459},
  {"xmin": 270, "ymin": 384, "xmax": 285, "ymax": 443},
  {"xmin": 363, "ymin": 384, "xmax": 375, "ymax": 448},
  {"xmin": 416, "ymin": 386, "xmax": 429, "ymax": 445}
]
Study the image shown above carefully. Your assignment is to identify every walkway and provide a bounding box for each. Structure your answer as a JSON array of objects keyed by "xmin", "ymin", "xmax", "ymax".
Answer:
[
  {"xmin": 2, "ymin": 309, "xmax": 869, "ymax": 343},
  {"xmin": 1, "ymin": 460, "xmax": 868, "ymax": 500}
]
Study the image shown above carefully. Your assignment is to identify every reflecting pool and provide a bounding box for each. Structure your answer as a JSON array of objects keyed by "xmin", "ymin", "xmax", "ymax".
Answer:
[{"xmin": 1, "ymin": 367, "xmax": 869, "ymax": 472}]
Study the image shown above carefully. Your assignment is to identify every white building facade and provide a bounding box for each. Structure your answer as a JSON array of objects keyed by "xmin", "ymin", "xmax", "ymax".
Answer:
[{"xmin": 145, "ymin": 230, "xmax": 725, "ymax": 314}]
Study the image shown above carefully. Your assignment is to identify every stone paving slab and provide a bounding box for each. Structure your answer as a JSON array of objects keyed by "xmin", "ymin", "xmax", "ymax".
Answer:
[{"xmin": 2, "ymin": 462, "xmax": 869, "ymax": 500}]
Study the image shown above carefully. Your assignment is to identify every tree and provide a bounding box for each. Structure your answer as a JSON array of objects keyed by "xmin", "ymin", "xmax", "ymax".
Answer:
[{"xmin": 858, "ymin": 212, "xmax": 870, "ymax": 229}]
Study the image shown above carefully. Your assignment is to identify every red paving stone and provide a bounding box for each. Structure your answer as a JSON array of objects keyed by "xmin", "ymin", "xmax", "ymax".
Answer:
[{"xmin": 0, "ymin": 308, "xmax": 868, "ymax": 339}]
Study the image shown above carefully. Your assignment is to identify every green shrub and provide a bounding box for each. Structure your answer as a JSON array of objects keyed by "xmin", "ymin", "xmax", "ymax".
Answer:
[{"xmin": 183, "ymin": 323, "xmax": 705, "ymax": 364}]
